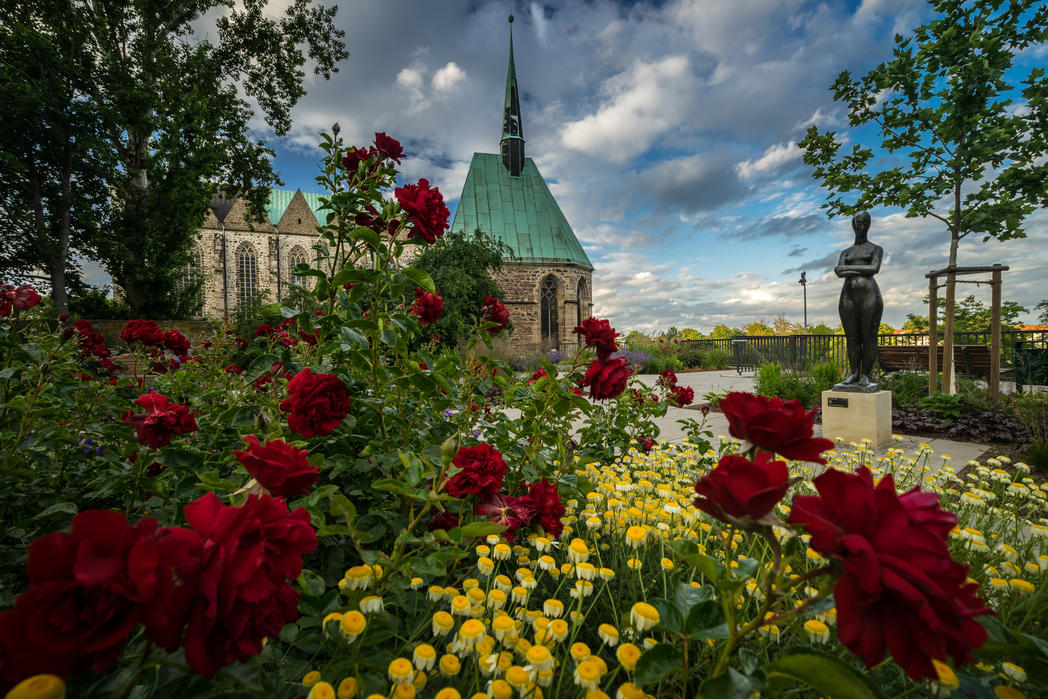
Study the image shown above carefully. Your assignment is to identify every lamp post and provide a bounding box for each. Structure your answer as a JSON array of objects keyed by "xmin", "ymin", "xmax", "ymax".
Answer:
[{"xmin": 798, "ymin": 271, "xmax": 808, "ymax": 329}]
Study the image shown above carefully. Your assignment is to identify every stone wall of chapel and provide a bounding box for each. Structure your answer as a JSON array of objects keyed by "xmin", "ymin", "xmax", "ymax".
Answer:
[
  {"xmin": 191, "ymin": 226, "xmax": 325, "ymax": 318},
  {"xmin": 492, "ymin": 263, "xmax": 593, "ymax": 352}
]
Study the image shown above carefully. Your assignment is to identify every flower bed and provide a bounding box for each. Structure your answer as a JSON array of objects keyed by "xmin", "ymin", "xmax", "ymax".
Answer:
[{"xmin": 1, "ymin": 132, "xmax": 1045, "ymax": 699}]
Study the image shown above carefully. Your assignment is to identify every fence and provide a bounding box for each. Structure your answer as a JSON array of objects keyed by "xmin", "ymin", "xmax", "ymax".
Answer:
[{"xmin": 727, "ymin": 330, "xmax": 1048, "ymax": 375}]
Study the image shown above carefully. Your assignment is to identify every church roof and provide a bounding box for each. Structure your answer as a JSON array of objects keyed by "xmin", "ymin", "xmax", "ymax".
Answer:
[
  {"xmin": 209, "ymin": 188, "xmax": 325, "ymax": 226},
  {"xmin": 452, "ymin": 153, "xmax": 593, "ymax": 270}
]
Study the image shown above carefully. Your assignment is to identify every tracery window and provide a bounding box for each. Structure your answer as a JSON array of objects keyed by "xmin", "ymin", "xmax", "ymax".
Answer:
[
  {"xmin": 540, "ymin": 275, "xmax": 559, "ymax": 348},
  {"xmin": 289, "ymin": 246, "xmax": 308, "ymax": 287},
  {"xmin": 236, "ymin": 242, "xmax": 258, "ymax": 306}
]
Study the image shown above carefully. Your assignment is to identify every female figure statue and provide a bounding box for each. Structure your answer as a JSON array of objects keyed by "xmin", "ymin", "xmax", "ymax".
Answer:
[{"xmin": 834, "ymin": 211, "xmax": 883, "ymax": 391}]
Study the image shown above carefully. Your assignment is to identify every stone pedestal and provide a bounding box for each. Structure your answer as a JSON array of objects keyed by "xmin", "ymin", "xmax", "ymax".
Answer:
[{"xmin": 821, "ymin": 390, "xmax": 892, "ymax": 448}]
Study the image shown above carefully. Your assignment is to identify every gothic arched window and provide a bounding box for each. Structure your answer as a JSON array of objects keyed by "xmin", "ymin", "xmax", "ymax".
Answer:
[
  {"xmin": 289, "ymin": 246, "xmax": 308, "ymax": 287},
  {"xmin": 182, "ymin": 247, "xmax": 202, "ymax": 288},
  {"xmin": 236, "ymin": 242, "xmax": 258, "ymax": 306},
  {"xmin": 576, "ymin": 277, "xmax": 587, "ymax": 329},
  {"xmin": 540, "ymin": 275, "xmax": 559, "ymax": 348}
]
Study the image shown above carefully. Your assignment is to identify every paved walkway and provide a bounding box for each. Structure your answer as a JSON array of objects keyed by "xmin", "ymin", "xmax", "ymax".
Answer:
[{"xmin": 634, "ymin": 370, "xmax": 993, "ymax": 465}]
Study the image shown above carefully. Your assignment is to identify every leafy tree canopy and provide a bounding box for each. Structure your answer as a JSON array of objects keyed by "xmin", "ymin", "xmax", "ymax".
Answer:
[
  {"xmin": 709, "ymin": 324, "xmax": 740, "ymax": 340},
  {"xmin": 410, "ymin": 229, "xmax": 507, "ymax": 348}
]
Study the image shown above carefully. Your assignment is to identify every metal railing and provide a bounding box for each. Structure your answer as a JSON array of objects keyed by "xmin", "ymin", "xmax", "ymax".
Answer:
[{"xmin": 727, "ymin": 330, "xmax": 1048, "ymax": 375}]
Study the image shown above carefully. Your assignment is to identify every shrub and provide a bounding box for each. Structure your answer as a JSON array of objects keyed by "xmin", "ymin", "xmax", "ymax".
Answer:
[
  {"xmin": 919, "ymin": 392, "xmax": 966, "ymax": 425},
  {"xmin": 702, "ymin": 347, "xmax": 733, "ymax": 369},
  {"xmin": 676, "ymin": 343, "xmax": 705, "ymax": 368},
  {"xmin": 880, "ymin": 371, "xmax": 928, "ymax": 409},
  {"xmin": 755, "ymin": 361, "xmax": 839, "ymax": 408},
  {"xmin": 1014, "ymin": 392, "xmax": 1048, "ymax": 470}
]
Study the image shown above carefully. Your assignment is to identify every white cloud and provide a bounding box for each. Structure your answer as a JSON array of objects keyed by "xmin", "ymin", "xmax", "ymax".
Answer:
[
  {"xmin": 560, "ymin": 55, "xmax": 691, "ymax": 161},
  {"xmin": 395, "ymin": 63, "xmax": 428, "ymax": 111},
  {"xmin": 530, "ymin": 3, "xmax": 549, "ymax": 43},
  {"xmin": 736, "ymin": 141, "xmax": 802, "ymax": 179},
  {"xmin": 432, "ymin": 62, "xmax": 466, "ymax": 93}
]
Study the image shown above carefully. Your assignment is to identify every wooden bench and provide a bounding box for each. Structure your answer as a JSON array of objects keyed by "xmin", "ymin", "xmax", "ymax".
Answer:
[{"xmin": 877, "ymin": 344, "xmax": 1011, "ymax": 381}]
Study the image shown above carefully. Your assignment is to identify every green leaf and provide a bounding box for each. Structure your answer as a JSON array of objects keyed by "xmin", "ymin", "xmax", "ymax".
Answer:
[
  {"xmin": 403, "ymin": 267, "xmax": 436, "ymax": 293},
  {"xmin": 458, "ymin": 521, "xmax": 507, "ymax": 539},
  {"xmin": 684, "ymin": 599, "xmax": 730, "ymax": 639},
  {"xmin": 699, "ymin": 668, "xmax": 761, "ymax": 699},
  {"xmin": 764, "ymin": 651, "xmax": 880, "ymax": 698},
  {"xmin": 674, "ymin": 582, "xmax": 713, "ymax": 614},
  {"xmin": 651, "ymin": 598, "xmax": 683, "ymax": 634},
  {"xmin": 245, "ymin": 353, "xmax": 280, "ymax": 383},
  {"xmin": 349, "ymin": 225, "xmax": 381, "ymax": 249},
  {"xmin": 340, "ymin": 326, "xmax": 368, "ymax": 350},
  {"xmin": 36, "ymin": 502, "xmax": 77, "ymax": 519},
  {"xmin": 297, "ymin": 569, "xmax": 327, "ymax": 597},
  {"xmin": 18, "ymin": 343, "xmax": 45, "ymax": 363},
  {"xmin": 634, "ymin": 644, "xmax": 684, "ymax": 688},
  {"xmin": 155, "ymin": 448, "xmax": 203, "ymax": 471},
  {"xmin": 329, "ymin": 493, "xmax": 356, "ymax": 527},
  {"xmin": 371, "ymin": 478, "xmax": 423, "ymax": 498}
]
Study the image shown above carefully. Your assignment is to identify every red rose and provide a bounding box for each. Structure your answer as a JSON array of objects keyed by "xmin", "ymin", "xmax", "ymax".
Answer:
[
  {"xmin": 279, "ymin": 369, "xmax": 351, "ymax": 438},
  {"xmin": 578, "ymin": 357, "xmax": 632, "ymax": 401},
  {"xmin": 475, "ymin": 494, "xmax": 536, "ymax": 541},
  {"xmin": 121, "ymin": 391, "xmax": 198, "ymax": 449},
  {"xmin": 12, "ymin": 284, "xmax": 41, "ymax": 311},
  {"xmin": 481, "ymin": 296, "xmax": 509, "ymax": 334},
  {"xmin": 373, "ymin": 131, "xmax": 403, "ymax": 163},
  {"xmin": 572, "ymin": 317, "xmax": 619, "ymax": 360},
  {"xmin": 254, "ymin": 323, "xmax": 276, "ymax": 337},
  {"xmin": 395, "ymin": 178, "xmax": 450, "ymax": 244},
  {"xmin": 341, "ymin": 145, "xmax": 375, "ymax": 174},
  {"xmin": 428, "ymin": 508, "xmax": 460, "ymax": 532},
  {"xmin": 233, "ymin": 435, "xmax": 319, "ymax": 497},
  {"xmin": 163, "ymin": 329, "xmax": 191, "ymax": 357},
  {"xmin": 224, "ymin": 363, "xmax": 245, "ymax": 375},
  {"xmin": 411, "ymin": 287, "xmax": 444, "ymax": 325},
  {"xmin": 120, "ymin": 319, "xmax": 164, "ymax": 347},
  {"xmin": 0, "ymin": 284, "xmax": 42, "ymax": 316},
  {"xmin": 529, "ymin": 368, "xmax": 549, "ymax": 384},
  {"xmin": 669, "ymin": 385, "xmax": 694, "ymax": 407},
  {"xmin": 693, "ymin": 452, "xmax": 789, "ymax": 524},
  {"xmin": 718, "ymin": 392, "xmax": 833, "ymax": 463},
  {"xmin": 0, "ymin": 511, "xmax": 181, "ymax": 690},
  {"xmin": 527, "ymin": 478, "xmax": 565, "ymax": 537},
  {"xmin": 657, "ymin": 369, "xmax": 678, "ymax": 387},
  {"xmin": 640, "ymin": 437, "xmax": 657, "ymax": 453},
  {"xmin": 444, "ymin": 443, "xmax": 508, "ymax": 500},
  {"xmin": 170, "ymin": 493, "xmax": 317, "ymax": 676},
  {"xmin": 789, "ymin": 468, "xmax": 991, "ymax": 680},
  {"xmin": 570, "ymin": 386, "xmax": 584, "ymax": 397},
  {"xmin": 234, "ymin": 337, "xmax": 248, "ymax": 351}
]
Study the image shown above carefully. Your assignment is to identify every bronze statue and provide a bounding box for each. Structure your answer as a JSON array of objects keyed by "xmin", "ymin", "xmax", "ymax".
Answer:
[{"xmin": 833, "ymin": 211, "xmax": 883, "ymax": 392}]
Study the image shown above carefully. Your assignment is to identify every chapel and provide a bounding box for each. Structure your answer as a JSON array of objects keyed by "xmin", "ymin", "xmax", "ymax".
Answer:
[{"xmin": 450, "ymin": 16, "xmax": 594, "ymax": 352}]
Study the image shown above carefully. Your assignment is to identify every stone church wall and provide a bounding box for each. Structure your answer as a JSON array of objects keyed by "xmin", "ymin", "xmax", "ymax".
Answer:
[{"xmin": 493, "ymin": 263, "xmax": 593, "ymax": 352}]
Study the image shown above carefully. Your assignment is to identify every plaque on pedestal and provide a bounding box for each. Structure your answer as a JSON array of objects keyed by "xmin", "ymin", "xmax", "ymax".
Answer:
[{"xmin": 821, "ymin": 389, "xmax": 892, "ymax": 449}]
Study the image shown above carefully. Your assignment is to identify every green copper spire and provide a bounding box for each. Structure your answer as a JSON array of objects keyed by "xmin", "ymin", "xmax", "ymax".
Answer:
[{"xmin": 500, "ymin": 14, "xmax": 525, "ymax": 176}]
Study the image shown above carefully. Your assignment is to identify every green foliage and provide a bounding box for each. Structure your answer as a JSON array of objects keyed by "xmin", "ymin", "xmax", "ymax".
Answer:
[
  {"xmin": 755, "ymin": 361, "xmax": 840, "ymax": 408},
  {"xmin": 1037, "ymin": 299, "xmax": 1048, "ymax": 324},
  {"xmin": 1014, "ymin": 392, "xmax": 1048, "ymax": 469},
  {"xmin": 906, "ymin": 295, "xmax": 1030, "ymax": 333},
  {"xmin": 703, "ymin": 348, "xmax": 733, "ymax": 370},
  {"xmin": 409, "ymin": 228, "xmax": 507, "ymax": 348},
  {"xmin": 675, "ymin": 343, "xmax": 706, "ymax": 369},
  {"xmin": 710, "ymin": 324, "xmax": 740, "ymax": 339},
  {"xmin": 879, "ymin": 371, "xmax": 928, "ymax": 409},
  {"xmin": 66, "ymin": 286, "xmax": 130, "ymax": 321},
  {"xmin": 919, "ymin": 392, "xmax": 966, "ymax": 425}
]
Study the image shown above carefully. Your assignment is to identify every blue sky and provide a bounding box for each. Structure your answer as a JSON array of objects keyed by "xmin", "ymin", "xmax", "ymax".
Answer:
[{"xmin": 239, "ymin": 0, "xmax": 1047, "ymax": 333}]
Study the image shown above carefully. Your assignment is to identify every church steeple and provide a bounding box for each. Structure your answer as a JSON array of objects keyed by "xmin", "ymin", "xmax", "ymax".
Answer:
[{"xmin": 500, "ymin": 15, "xmax": 525, "ymax": 177}]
